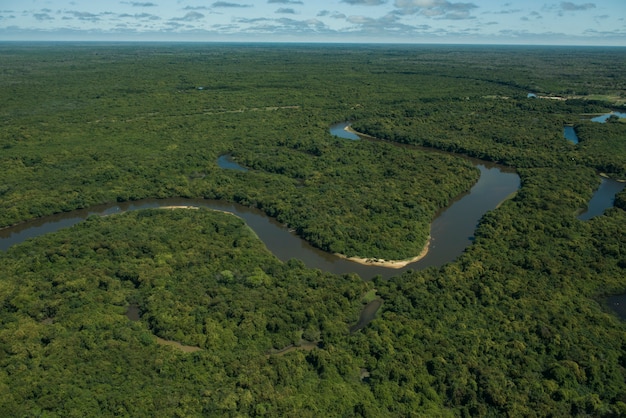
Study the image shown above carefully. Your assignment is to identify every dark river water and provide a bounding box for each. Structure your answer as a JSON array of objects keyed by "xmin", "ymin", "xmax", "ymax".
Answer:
[
  {"xmin": 606, "ymin": 294, "xmax": 626, "ymax": 321},
  {"xmin": 1, "ymin": 122, "xmax": 621, "ymax": 282},
  {"xmin": 1, "ymin": 124, "xmax": 520, "ymax": 280},
  {"xmin": 578, "ymin": 178, "xmax": 626, "ymax": 220},
  {"xmin": 0, "ymin": 164, "xmax": 516, "ymax": 281},
  {"xmin": 561, "ymin": 114, "xmax": 626, "ymax": 220},
  {"xmin": 2, "ymin": 121, "xmax": 623, "ymax": 324}
]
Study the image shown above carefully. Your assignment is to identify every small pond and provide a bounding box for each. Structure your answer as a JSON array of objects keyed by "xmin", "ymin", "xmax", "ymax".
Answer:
[
  {"xmin": 563, "ymin": 125, "xmax": 579, "ymax": 144},
  {"xmin": 350, "ymin": 299, "xmax": 382, "ymax": 333},
  {"xmin": 217, "ymin": 154, "xmax": 248, "ymax": 172},
  {"xmin": 578, "ymin": 178, "xmax": 626, "ymax": 220}
]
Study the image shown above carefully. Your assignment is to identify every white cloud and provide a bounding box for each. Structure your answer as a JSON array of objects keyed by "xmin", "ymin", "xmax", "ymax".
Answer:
[
  {"xmin": 394, "ymin": 0, "xmax": 478, "ymax": 20},
  {"xmin": 0, "ymin": 0, "xmax": 621, "ymax": 45}
]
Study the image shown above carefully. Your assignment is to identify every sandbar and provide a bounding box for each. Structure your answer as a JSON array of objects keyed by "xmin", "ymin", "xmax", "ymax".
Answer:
[{"xmin": 335, "ymin": 236, "xmax": 430, "ymax": 269}]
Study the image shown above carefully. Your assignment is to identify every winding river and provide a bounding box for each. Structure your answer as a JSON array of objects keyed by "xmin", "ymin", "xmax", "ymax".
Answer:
[
  {"xmin": 560, "ymin": 113, "xmax": 626, "ymax": 220},
  {"xmin": 3, "ymin": 121, "xmax": 624, "ymax": 326},
  {"xmin": 2, "ymin": 122, "xmax": 624, "ymax": 282},
  {"xmin": 1, "ymin": 123, "xmax": 520, "ymax": 280},
  {"xmin": 564, "ymin": 111, "xmax": 626, "ymax": 145}
]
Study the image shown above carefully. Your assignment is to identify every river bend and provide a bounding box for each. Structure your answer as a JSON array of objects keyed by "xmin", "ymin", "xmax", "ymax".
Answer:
[{"xmin": 1, "ymin": 125, "xmax": 520, "ymax": 280}]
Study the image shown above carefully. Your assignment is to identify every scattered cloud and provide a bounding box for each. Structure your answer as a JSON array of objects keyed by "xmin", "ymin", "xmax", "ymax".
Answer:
[
  {"xmin": 66, "ymin": 11, "xmax": 102, "ymax": 22},
  {"xmin": 276, "ymin": 8, "xmax": 297, "ymax": 14},
  {"xmin": 119, "ymin": 13, "xmax": 161, "ymax": 20},
  {"xmin": 560, "ymin": 2, "xmax": 595, "ymax": 12},
  {"xmin": 492, "ymin": 8, "xmax": 522, "ymax": 14},
  {"xmin": 347, "ymin": 15, "xmax": 372, "ymax": 24},
  {"xmin": 34, "ymin": 13, "xmax": 54, "ymax": 21},
  {"xmin": 317, "ymin": 10, "xmax": 348, "ymax": 19},
  {"xmin": 212, "ymin": 2, "xmax": 252, "ymax": 8},
  {"xmin": 122, "ymin": 1, "xmax": 158, "ymax": 6},
  {"xmin": 342, "ymin": 0, "xmax": 387, "ymax": 5},
  {"xmin": 583, "ymin": 27, "xmax": 626, "ymax": 37},
  {"xmin": 268, "ymin": 0, "xmax": 303, "ymax": 4},
  {"xmin": 0, "ymin": 0, "xmax": 620, "ymax": 45},
  {"xmin": 171, "ymin": 11, "xmax": 204, "ymax": 21},
  {"xmin": 393, "ymin": 0, "xmax": 478, "ymax": 20},
  {"xmin": 234, "ymin": 17, "xmax": 271, "ymax": 24},
  {"xmin": 238, "ymin": 16, "xmax": 329, "ymax": 35}
]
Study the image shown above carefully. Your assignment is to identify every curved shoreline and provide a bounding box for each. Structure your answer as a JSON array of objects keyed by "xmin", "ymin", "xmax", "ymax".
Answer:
[
  {"xmin": 2, "ymin": 122, "xmax": 522, "ymax": 278},
  {"xmin": 162, "ymin": 204, "xmax": 432, "ymax": 268},
  {"xmin": 335, "ymin": 236, "xmax": 431, "ymax": 269},
  {"xmin": 163, "ymin": 205, "xmax": 432, "ymax": 267}
]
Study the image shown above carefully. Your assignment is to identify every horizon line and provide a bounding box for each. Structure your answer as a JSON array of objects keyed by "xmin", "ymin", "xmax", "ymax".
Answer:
[{"xmin": 1, "ymin": 39, "xmax": 625, "ymax": 48}]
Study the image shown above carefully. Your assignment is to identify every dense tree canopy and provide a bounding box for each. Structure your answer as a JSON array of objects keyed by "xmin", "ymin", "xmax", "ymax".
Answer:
[{"xmin": 0, "ymin": 43, "xmax": 625, "ymax": 416}]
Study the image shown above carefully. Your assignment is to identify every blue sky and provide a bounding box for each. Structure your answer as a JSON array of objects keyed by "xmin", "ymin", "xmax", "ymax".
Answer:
[{"xmin": 0, "ymin": 0, "xmax": 624, "ymax": 45}]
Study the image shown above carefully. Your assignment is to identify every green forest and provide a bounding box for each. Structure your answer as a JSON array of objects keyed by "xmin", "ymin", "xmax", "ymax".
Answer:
[{"xmin": 1, "ymin": 43, "xmax": 625, "ymax": 416}]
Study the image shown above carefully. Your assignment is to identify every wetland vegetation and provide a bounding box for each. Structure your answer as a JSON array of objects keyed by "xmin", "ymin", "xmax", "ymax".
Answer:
[{"xmin": 1, "ymin": 42, "xmax": 625, "ymax": 416}]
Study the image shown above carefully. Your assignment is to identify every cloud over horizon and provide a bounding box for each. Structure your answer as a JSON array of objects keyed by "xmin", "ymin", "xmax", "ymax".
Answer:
[{"xmin": 0, "ymin": 0, "xmax": 622, "ymax": 45}]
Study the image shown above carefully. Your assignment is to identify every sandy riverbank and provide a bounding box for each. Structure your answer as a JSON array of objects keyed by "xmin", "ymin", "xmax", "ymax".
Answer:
[
  {"xmin": 159, "ymin": 205, "xmax": 200, "ymax": 210},
  {"xmin": 162, "ymin": 203, "xmax": 431, "ymax": 268},
  {"xmin": 335, "ymin": 237, "xmax": 431, "ymax": 269},
  {"xmin": 344, "ymin": 124, "xmax": 377, "ymax": 140}
]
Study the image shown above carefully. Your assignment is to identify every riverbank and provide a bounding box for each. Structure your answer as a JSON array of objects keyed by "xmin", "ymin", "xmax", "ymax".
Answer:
[
  {"xmin": 162, "ymin": 201, "xmax": 432, "ymax": 269},
  {"xmin": 599, "ymin": 173, "xmax": 626, "ymax": 183},
  {"xmin": 344, "ymin": 124, "xmax": 377, "ymax": 140},
  {"xmin": 159, "ymin": 205, "xmax": 200, "ymax": 210},
  {"xmin": 336, "ymin": 236, "xmax": 431, "ymax": 269}
]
